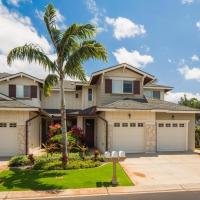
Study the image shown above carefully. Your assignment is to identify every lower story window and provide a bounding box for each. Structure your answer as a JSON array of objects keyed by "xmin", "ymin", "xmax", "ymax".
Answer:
[
  {"xmin": 0, "ymin": 123, "xmax": 7, "ymax": 127},
  {"xmin": 172, "ymin": 123, "xmax": 178, "ymax": 127},
  {"xmin": 122, "ymin": 123, "xmax": 128, "ymax": 127},
  {"xmin": 179, "ymin": 123, "xmax": 185, "ymax": 127},
  {"xmin": 138, "ymin": 123, "xmax": 144, "ymax": 127},
  {"xmin": 130, "ymin": 123, "xmax": 136, "ymax": 127},
  {"xmin": 114, "ymin": 123, "xmax": 120, "ymax": 127},
  {"xmin": 9, "ymin": 123, "xmax": 17, "ymax": 127},
  {"xmin": 158, "ymin": 123, "xmax": 164, "ymax": 127}
]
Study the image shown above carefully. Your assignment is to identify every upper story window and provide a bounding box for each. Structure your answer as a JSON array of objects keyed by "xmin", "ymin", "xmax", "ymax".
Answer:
[
  {"xmin": 16, "ymin": 85, "xmax": 31, "ymax": 98},
  {"xmin": 9, "ymin": 84, "xmax": 37, "ymax": 99},
  {"xmin": 144, "ymin": 90, "xmax": 161, "ymax": 99},
  {"xmin": 88, "ymin": 88, "xmax": 93, "ymax": 101},
  {"xmin": 123, "ymin": 81, "xmax": 133, "ymax": 93},
  {"xmin": 153, "ymin": 91, "xmax": 160, "ymax": 99},
  {"xmin": 105, "ymin": 79, "xmax": 140, "ymax": 95},
  {"xmin": 112, "ymin": 80, "xmax": 133, "ymax": 94}
]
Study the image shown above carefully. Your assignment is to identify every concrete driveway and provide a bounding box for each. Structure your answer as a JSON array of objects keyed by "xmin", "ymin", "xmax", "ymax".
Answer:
[
  {"xmin": 120, "ymin": 152, "xmax": 200, "ymax": 186},
  {"xmin": 0, "ymin": 157, "xmax": 9, "ymax": 171}
]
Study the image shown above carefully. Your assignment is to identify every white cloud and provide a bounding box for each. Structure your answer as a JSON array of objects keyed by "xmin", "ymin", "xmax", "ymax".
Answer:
[
  {"xmin": 35, "ymin": 8, "xmax": 66, "ymax": 30},
  {"xmin": 196, "ymin": 20, "xmax": 200, "ymax": 30},
  {"xmin": 182, "ymin": 0, "xmax": 194, "ymax": 5},
  {"xmin": 0, "ymin": 1, "xmax": 53, "ymax": 78},
  {"xmin": 86, "ymin": 0, "xmax": 105, "ymax": 33},
  {"xmin": 191, "ymin": 54, "xmax": 199, "ymax": 62},
  {"xmin": 7, "ymin": 0, "xmax": 31, "ymax": 7},
  {"xmin": 113, "ymin": 47, "xmax": 154, "ymax": 68},
  {"xmin": 105, "ymin": 17, "xmax": 146, "ymax": 40},
  {"xmin": 165, "ymin": 91, "xmax": 200, "ymax": 103},
  {"xmin": 178, "ymin": 65, "xmax": 200, "ymax": 81},
  {"xmin": 168, "ymin": 59, "xmax": 172, "ymax": 63}
]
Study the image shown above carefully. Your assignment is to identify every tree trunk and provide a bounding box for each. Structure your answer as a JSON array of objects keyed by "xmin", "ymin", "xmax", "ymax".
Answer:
[{"xmin": 60, "ymin": 75, "xmax": 68, "ymax": 158}]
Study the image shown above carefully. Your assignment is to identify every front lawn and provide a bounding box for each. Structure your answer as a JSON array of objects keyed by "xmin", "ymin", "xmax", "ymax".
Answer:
[{"xmin": 0, "ymin": 163, "xmax": 133, "ymax": 191}]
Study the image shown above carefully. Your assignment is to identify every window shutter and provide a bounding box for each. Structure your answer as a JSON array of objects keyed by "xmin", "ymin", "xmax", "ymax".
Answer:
[
  {"xmin": 105, "ymin": 79, "xmax": 112, "ymax": 93},
  {"xmin": 31, "ymin": 86, "xmax": 37, "ymax": 98},
  {"xmin": 9, "ymin": 85, "xmax": 16, "ymax": 98},
  {"xmin": 133, "ymin": 80, "xmax": 140, "ymax": 95}
]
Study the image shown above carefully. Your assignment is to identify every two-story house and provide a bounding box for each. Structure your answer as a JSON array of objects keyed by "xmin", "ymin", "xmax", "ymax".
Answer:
[{"xmin": 0, "ymin": 63, "xmax": 199, "ymax": 157}]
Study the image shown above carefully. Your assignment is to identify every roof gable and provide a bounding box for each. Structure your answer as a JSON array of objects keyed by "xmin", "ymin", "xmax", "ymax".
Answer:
[
  {"xmin": 0, "ymin": 72, "xmax": 43, "ymax": 84},
  {"xmin": 90, "ymin": 63, "xmax": 155, "ymax": 85}
]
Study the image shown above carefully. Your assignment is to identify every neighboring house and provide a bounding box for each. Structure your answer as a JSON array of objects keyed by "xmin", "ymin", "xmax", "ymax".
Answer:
[{"xmin": 0, "ymin": 63, "xmax": 199, "ymax": 156}]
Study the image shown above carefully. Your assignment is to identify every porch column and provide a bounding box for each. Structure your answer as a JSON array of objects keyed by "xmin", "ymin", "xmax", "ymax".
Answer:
[{"xmin": 77, "ymin": 116, "xmax": 83, "ymax": 129}]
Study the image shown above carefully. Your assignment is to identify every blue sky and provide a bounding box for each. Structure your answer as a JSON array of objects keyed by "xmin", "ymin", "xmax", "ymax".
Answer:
[{"xmin": 0, "ymin": 0, "xmax": 200, "ymax": 102}]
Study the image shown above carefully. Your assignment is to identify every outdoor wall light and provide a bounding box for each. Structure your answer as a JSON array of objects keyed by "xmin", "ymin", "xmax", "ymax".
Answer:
[
  {"xmin": 171, "ymin": 115, "xmax": 175, "ymax": 120},
  {"xmin": 128, "ymin": 113, "xmax": 131, "ymax": 119},
  {"xmin": 104, "ymin": 150, "xmax": 126, "ymax": 185}
]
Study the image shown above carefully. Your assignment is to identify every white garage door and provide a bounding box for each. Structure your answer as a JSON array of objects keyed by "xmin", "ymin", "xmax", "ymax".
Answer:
[
  {"xmin": 157, "ymin": 121, "xmax": 188, "ymax": 152},
  {"xmin": 113, "ymin": 122, "xmax": 145, "ymax": 153},
  {"xmin": 0, "ymin": 123, "xmax": 18, "ymax": 156}
]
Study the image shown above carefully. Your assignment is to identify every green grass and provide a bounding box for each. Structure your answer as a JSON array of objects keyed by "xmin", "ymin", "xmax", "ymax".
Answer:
[{"xmin": 0, "ymin": 163, "xmax": 133, "ymax": 191}]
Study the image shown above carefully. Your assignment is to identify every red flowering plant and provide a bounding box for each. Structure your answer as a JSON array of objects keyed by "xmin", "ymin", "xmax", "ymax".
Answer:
[
  {"xmin": 42, "ymin": 123, "xmax": 63, "ymax": 156},
  {"xmin": 70, "ymin": 126, "xmax": 85, "ymax": 145}
]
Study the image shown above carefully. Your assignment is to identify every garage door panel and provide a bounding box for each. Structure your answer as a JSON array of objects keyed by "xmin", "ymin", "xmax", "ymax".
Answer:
[
  {"xmin": 157, "ymin": 122, "xmax": 187, "ymax": 152},
  {"xmin": 113, "ymin": 123, "xmax": 145, "ymax": 153},
  {"xmin": 0, "ymin": 126, "xmax": 18, "ymax": 156}
]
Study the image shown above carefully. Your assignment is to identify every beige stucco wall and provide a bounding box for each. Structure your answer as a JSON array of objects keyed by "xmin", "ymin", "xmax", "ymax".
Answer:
[
  {"xmin": 42, "ymin": 90, "xmax": 82, "ymax": 109},
  {"xmin": 95, "ymin": 67, "xmax": 144, "ymax": 106},
  {"xmin": 156, "ymin": 113, "xmax": 196, "ymax": 151},
  {"xmin": 0, "ymin": 77, "xmax": 41, "ymax": 107},
  {"xmin": 81, "ymin": 85, "xmax": 96, "ymax": 109}
]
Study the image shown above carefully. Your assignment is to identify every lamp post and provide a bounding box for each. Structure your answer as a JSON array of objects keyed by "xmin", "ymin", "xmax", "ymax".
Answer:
[{"xmin": 104, "ymin": 150, "xmax": 126, "ymax": 186}]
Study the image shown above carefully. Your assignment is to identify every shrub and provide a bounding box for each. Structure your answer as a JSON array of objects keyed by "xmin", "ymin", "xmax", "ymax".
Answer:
[
  {"xmin": 67, "ymin": 160, "xmax": 101, "ymax": 170},
  {"xmin": 68, "ymin": 153, "xmax": 81, "ymax": 161},
  {"xmin": 9, "ymin": 155, "xmax": 31, "ymax": 167}
]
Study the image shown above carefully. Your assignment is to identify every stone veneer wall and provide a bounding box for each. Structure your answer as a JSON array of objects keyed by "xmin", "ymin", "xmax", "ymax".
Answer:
[
  {"xmin": 17, "ymin": 125, "xmax": 26, "ymax": 154},
  {"xmin": 144, "ymin": 122, "xmax": 156, "ymax": 153}
]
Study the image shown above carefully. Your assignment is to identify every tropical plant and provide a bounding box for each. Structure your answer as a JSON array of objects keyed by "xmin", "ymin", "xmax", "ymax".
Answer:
[{"xmin": 7, "ymin": 4, "xmax": 107, "ymax": 165}]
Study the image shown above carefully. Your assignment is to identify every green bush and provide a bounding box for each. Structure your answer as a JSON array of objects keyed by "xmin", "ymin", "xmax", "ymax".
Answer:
[
  {"xmin": 50, "ymin": 134, "xmax": 62, "ymax": 143},
  {"xmin": 9, "ymin": 155, "xmax": 31, "ymax": 167},
  {"xmin": 67, "ymin": 160, "xmax": 101, "ymax": 170},
  {"xmin": 68, "ymin": 153, "xmax": 81, "ymax": 160}
]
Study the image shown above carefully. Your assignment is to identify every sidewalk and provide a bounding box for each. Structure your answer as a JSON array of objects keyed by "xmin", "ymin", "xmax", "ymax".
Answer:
[{"xmin": 1, "ymin": 183, "xmax": 200, "ymax": 199}]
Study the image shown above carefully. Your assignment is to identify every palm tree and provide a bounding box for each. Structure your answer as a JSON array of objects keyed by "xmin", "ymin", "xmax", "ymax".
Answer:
[{"xmin": 7, "ymin": 4, "xmax": 107, "ymax": 162}]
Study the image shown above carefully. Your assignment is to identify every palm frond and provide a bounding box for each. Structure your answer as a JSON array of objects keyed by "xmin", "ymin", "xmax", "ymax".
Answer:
[
  {"xmin": 58, "ymin": 24, "xmax": 96, "ymax": 57},
  {"xmin": 43, "ymin": 74, "xmax": 58, "ymax": 96},
  {"xmin": 65, "ymin": 63, "xmax": 86, "ymax": 82},
  {"xmin": 7, "ymin": 44, "xmax": 55, "ymax": 72},
  {"xmin": 44, "ymin": 4, "xmax": 62, "ymax": 47},
  {"xmin": 63, "ymin": 40, "xmax": 107, "ymax": 82}
]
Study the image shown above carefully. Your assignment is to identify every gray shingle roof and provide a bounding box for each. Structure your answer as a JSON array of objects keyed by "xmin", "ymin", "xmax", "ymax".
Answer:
[
  {"xmin": 144, "ymin": 83, "xmax": 173, "ymax": 89},
  {"xmin": 98, "ymin": 98, "xmax": 200, "ymax": 112},
  {"xmin": 0, "ymin": 100, "xmax": 36, "ymax": 108},
  {"xmin": 0, "ymin": 73, "xmax": 11, "ymax": 79}
]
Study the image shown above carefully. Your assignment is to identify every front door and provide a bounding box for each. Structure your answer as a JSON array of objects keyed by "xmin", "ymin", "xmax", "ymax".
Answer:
[{"xmin": 85, "ymin": 119, "xmax": 95, "ymax": 147}]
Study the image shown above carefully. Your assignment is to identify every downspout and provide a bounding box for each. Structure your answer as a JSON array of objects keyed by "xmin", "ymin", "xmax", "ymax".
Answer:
[
  {"xmin": 25, "ymin": 113, "xmax": 40, "ymax": 155},
  {"xmin": 97, "ymin": 115, "xmax": 108, "ymax": 151}
]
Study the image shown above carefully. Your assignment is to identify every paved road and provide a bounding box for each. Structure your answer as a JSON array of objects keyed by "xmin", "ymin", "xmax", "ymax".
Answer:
[{"xmin": 25, "ymin": 191, "xmax": 200, "ymax": 200}]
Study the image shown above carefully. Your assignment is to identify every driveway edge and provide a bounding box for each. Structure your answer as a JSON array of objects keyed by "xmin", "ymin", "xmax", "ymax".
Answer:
[{"xmin": 2, "ymin": 184, "xmax": 200, "ymax": 199}]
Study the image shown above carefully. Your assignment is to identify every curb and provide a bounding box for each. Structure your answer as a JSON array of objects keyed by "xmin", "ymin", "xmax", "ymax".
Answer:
[{"xmin": 2, "ymin": 184, "xmax": 200, "ymax": 199}]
